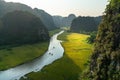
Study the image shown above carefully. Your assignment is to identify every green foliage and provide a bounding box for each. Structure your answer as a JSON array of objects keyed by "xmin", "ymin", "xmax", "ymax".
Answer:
[
  {"xmin": 85, "ymin": 0, "xmax": 120, "ymax": 80},
  {"xmin": 87, "ymin": 31, "xmax": 97, "ymax": 44}
]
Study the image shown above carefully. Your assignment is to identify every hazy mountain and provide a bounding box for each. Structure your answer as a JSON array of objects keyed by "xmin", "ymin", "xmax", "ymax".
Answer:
[
  {"xmin": 53, "ymin": 14, "xmax": 76, "ymax": 27},
  {"xmin": 34, "ymin": 8, "xmax": 56, "ymax": 30},
  {"xmin": 0, "ymin": 0, "xmax": 56, "ymax": 30},
  {"xmin": 70, "ymin": 16, "xmax": 102, "ymax": 32}
]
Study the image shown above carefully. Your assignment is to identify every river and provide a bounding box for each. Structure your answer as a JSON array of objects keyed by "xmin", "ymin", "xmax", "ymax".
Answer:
[{"xmin": 0, "ymin": 31, "xmax": 64, "ymax": 80}]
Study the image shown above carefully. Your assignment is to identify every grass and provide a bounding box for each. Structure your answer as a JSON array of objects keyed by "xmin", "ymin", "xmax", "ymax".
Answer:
[
  {"xmin": 21, "ymin": 31, "xmax": 93, "ymax": 80},
  {"xmin": 58, "ymin": 32, "xmax": 93, "ymax": 70},
  {"xmin": 0, "ymin": 42, "xmax": 49, "ymax": 70},
  {"xmin": 21, "ymin": 54, "xmax": 81, "ymax": 80}
]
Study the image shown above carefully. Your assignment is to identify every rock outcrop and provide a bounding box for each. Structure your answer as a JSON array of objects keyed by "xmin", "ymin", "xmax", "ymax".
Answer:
[{"xmin": 89, "ymin": 0, "xmax": 120, "ymax": 79}]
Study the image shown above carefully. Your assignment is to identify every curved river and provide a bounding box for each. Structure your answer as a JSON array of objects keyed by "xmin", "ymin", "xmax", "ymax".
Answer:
[{"xmin": 0, "ymin": 31, "xmax": 64, "ymax": 80}]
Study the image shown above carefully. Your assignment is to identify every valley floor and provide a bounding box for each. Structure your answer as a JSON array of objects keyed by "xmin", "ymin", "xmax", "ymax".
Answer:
[
  {"xmin": 21, "ymin": 31, "xmax": 93, "ymax": 80},
  {"xmin": 58, "ymin": 32, "xmax": 93, "ymax": 70}
]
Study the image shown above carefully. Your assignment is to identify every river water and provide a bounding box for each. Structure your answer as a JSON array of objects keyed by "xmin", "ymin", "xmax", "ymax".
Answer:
[{"xmin": 0, "ymin": 31, "xmax": 64, "ymax": 80}]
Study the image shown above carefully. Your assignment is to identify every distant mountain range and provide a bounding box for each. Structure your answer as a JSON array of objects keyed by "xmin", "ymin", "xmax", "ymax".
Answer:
[
  {"xmin": 53, "ymin": 14, "xmax": 76, "ymax": 27},
  {"xmin": 0, "ymin": 0, "xmax": 102, "ymax": 32},
  {"xmin": 0, "ymin": 0, "xmax": 56, "ymax": 30}
]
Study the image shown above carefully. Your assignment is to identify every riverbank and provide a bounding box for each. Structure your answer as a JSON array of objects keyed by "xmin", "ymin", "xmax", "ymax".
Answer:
[
  {"xmin": 49, "ymin": 29, "xmax": 62, "ymax": 36},
  {"xmin": 21, "ymin": 54, "xmax": 81, "ymax": 80},
  {"xmin": 0, "ymin": 31, "xmax": 64, "ymax": 80},
  {"xmin": 0, "ymin": 29, "xmax": 62, "ymax": 71},
  {"xmin": 21, "ymin": 31, "xmax": 93, "ymax": 80},
  {"xmin": 0, "ymin": 42, "xmax": 49, "ymax": 70}
]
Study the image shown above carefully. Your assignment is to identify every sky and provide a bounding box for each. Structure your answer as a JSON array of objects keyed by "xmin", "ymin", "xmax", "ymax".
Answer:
[{"xmin": 5, "ymin": 0, "xmax": 108, "ymax": 17}]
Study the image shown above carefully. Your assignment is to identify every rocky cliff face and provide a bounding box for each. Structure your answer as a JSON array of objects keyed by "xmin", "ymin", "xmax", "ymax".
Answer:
[{"xmin": 89, "ymin": 0, "xmax": 120, "ymax": 80}]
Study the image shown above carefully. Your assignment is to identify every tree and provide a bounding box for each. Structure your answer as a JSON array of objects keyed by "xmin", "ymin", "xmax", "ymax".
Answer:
[{"xmin": 87, "ymin": 31, "xmax": 97, "ymax": 44}]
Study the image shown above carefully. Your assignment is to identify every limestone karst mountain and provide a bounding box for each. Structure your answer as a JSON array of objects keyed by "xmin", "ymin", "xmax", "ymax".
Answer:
[
  {"xmin": 0, "ymin": 11, "xmax": 49, "ymax": 45},
  {"xmin": 0, "ymin": 0, "xmax": 56, "ymax": 30}
]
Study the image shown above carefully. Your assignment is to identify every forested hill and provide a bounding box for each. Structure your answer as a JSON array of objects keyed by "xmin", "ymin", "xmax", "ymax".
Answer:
[
  {"xmin": 0, "ymin": 0, "xmax": 56, "ymax": 30},
  {"xmin": 53, "ymin": 14, "xmax": 76, "ymax": 27},
  {"xmin": 70, "ymin": 16, "xmax": 102, "ymax": 32},
  {"xmin": 88, "ymin": 0, "xmax": 120, "ymax": 79},
  {"xmin": 0, "ymin": 11, "xmax": 49, "ymax": 45},
  {"xmin": 34, "ymin": 8, "xmax": 56, "ymax": 30}
]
